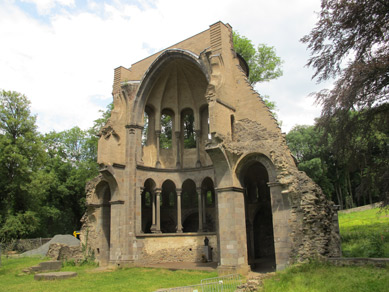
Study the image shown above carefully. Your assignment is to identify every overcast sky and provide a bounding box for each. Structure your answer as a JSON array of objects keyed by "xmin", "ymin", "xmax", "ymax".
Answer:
[{"xmin": 0, "ymin": 0, "xmax": 332, "ymax": 134}]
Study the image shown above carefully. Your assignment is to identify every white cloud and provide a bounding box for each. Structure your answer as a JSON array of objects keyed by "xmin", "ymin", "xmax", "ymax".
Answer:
[
  {"xmin": 0, "ymin": 0, "xmax": 327, "ymax": 133},
  {"xmin": 21, "ymin": 0, "xmax": 75, "ymax": 15}
]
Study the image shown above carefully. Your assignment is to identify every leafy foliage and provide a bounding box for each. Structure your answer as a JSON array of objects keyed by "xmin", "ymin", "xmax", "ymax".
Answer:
[
  {"xmin": 233, "ymin": 31, "xmax": 283, "ymax": 85},
  {"xmin": 302, "ymin": 0, "xmax": 389, "ymax": 205},
  {"xmin": 0, "ymin": 90, "xmax": 108, "ymax": 242},
  {"xmin": 286, "ymin": 109, "xmax": 388, "ymax": 208}
]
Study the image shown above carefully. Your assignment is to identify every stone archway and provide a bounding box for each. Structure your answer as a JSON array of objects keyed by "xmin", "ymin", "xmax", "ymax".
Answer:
[{"xmin": 241, "ymin": 161, "xmax": 276, "ymax": 271}]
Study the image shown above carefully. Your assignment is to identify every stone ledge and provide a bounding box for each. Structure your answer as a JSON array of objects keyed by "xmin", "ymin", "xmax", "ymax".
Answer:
[
  {"xmin": 34, "ymin": 271, "xmax": 77, "ymax": 280},
  {"xmin": 136, "ymin": 232, "xmax": 217, "ymax": 238}
]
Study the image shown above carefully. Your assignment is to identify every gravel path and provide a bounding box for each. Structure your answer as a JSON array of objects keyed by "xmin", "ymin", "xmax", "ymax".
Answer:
[{"xmin": 22, "ymin": 234, "xmax": 80, "ymax": 257}]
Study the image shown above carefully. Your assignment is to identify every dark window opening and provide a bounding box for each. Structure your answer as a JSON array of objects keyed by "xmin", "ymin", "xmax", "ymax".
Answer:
[
  {"xmin": 182, "ymin": 109, "xmax": 196, "ymax": 149},
  {"xmin": 160, "ymin": 113, "xmax": 173, "ymax": 149}
]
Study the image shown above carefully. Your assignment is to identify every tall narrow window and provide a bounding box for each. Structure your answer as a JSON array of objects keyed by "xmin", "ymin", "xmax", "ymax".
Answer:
[
  {"xmin": 230, "ymin": 114, "xmax": 235, "ymax": 141},
  {"xmin": 160, "ymin": 113, "xmax": 172, "ymax": 149},
  {"xmin": 142, "ymin": 112, "xmax": 149, "ymax": 146},
  {"xmin": 182, "ymin": 109, "xmax": 196, "ymax": 149}
]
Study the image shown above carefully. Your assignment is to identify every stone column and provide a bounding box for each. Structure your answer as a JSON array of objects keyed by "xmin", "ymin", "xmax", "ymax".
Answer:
[
  {"xmin": 139, "ymin": 187, "xmax": 144, "ymax": 233},
  {"xmin": 176, "ymin": 191, "xmax": 183, "ymax": 233},
  {"xmin": 197, "ymin": 187, "xmax": 203, "ymax": 232},
  {"xmin": 155, "ymin": 190, "xmax": 162, "ymax": 233},
  {"xmin": 268, "ymin": 181, "xmax": 291, "ymax": 270},
  {"xmin": 195, "ymin": 130, "xmax": 201, "ymax": 167},
  {"xmin": 155, "ymin": 130, "xmax": 161, "ymax": 168},
  {"xmin": 150, "ymin": 191, "xmax": 157, "ymax": 233},
  {"xmin": 175, "ymin": 131, "xmax": 181, "ymax": 168},
  {"xmin": 216, "ymin": 187, "xmax": 250, "ymax": 275},
  {"xmin": 202, "ymin": 189, "xmax": 207, "ymax": 229}
]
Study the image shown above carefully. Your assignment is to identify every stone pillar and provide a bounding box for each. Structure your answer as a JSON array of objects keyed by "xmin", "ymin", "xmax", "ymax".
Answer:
[
  {"xmin": 195, "ymin": 130, "xmax": 201, "ymax": 167},
  {"xmin": 197, "ymin": 187, "xmax": 203, "ymax": 232},
  {"xmin": 176, "ymin": 191, "xmax": 183, "ymax": 233},
  {"xmin": 155, "ymin": 190, "xmax": 162, "ymax": 233},
  {"xmin": 156, "ymin": 191, "xmax": 161, "ymax": 233},
  {"xmin": 139, "ymin": 188, "xmax": 144, "ymax": 233},
  {"xmin": 150, "ymin": 191, "xmax": 157, "ymax": 233},
  {"xmin": 175, "ymin": 131, "xmax": 181, "ymax": 168},
  {"xmin": 268, "ymin": 181, "xmax": 291, "ymax": 271},
  {"xmin": 202, "ymin": 189, "xmax": 207, "ymax": 229},
  {"xmin": 155, "ymin": 130, "xmax": 161, "ymax": 168},
  {"xmin": 216, "ymin": 187, "xmax": 250, "ymax": 275}
]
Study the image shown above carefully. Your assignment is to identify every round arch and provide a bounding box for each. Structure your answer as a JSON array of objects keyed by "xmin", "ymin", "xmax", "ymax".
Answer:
[
  {"xmin": 131, "ymin": 49, "xmax": 210, "ymax": 126},
  {"xmin": 235, "ymin": 153, "xmax": 277, "ymax": 185},
  {"xmin": 141, "ymin": 178, "xmax": 156, "ymax": 233},
  {"xmin": 160, "ymin": 179, "xmax": 177, "ymax": 233},
  {"xmin": 235, "ymin": 153, "xmax": 277, "ymax": 271}
]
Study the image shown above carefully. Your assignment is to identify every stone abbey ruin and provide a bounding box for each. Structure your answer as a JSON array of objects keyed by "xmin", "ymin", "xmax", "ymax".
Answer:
[{"xmin": 81, "ymin": 21, "xmax": 341, "ymax": 274}]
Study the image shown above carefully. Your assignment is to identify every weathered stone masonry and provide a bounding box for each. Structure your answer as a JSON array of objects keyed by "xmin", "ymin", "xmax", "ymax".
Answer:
[{"xmin": 81, "ymin": 21, "xmax": 341, "ymax": 274}]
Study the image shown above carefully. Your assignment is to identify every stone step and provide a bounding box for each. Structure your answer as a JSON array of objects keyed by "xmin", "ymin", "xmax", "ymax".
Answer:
[
  {"xmin": 23, "ymin": 260, "xmax": 62, "ymax": 274},
  {"xmin": 34, "ymin": 271, "xmax": 78, "ymax": 281}
]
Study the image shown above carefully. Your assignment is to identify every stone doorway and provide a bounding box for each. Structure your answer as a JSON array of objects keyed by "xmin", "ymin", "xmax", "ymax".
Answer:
[{"xmin": 243, "ymin": 162, "xmax": 276, "ymax": 271}]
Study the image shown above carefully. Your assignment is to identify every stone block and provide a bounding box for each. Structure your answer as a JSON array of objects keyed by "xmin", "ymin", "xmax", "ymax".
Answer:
[{"xmin": 34, "ymin": 271, "xmax": 78, "ymax": 281}]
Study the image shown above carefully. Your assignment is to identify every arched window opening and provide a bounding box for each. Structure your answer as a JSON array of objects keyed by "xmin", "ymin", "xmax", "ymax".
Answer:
[
  {"xmin": 230, "ymin": 114, "xmax": 235, "ymax": 141},
  {"xmin": 181, "ymin": 109, "xmax": 196, "ymax": 149},
  {"xmin": 161, "ymin": 180, "xmax": 177, "ymax": 233},
  {"xmin": 142, "ymin": 112, "xmax": 149, "ymax": 146},
  {"xmin": 141, "ymin": 179, "xmax": 155, "ymax": 234},
  {"xmin": 142, "ymin": 105, "xmax": 155, "ymax": 147},
  {"xmin": 160, "ymin": 111, "xmax": 173, "ymax": 149},
  {"xmin": 181, "ymin": 179, "xmax": 198, "ymax": 232},
  {"xmin": 201, "ymin": 177, "xmax": 216, "ymax": 232}
]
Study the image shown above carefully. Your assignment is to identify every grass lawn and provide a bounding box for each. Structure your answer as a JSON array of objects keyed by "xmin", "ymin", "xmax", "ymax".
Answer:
[
  {"xmin": 261, "ymin": 261, "xmax": 389, "ymax": 292},
  {"xmin": 338, "ymin": 207, "xmax": 389, "ymax": 257},
  {"xmin": 0, "ymin": 256, "xmax": 217, "ymax": 292}
]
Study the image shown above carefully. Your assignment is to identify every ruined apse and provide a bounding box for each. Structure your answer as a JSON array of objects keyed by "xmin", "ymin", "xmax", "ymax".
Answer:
[{"xmin": 81, "ymin": 21, "xmax": 341, "ymax": 274}]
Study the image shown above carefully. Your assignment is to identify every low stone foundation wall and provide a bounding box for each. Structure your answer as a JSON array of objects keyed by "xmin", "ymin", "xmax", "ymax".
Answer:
[
  {"xmin": 328, "ymin": 257, "xmax": 389, "ymax": 268},
  {"xmin": 136, "ymin": 233, "xmax": 218, "ymax": 265},
  {"xmin": 338, "ymin": 203, "xmax": 382, "ymax": 214}
]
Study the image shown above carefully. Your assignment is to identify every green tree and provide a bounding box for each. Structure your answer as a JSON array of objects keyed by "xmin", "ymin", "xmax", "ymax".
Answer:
[
  {"xmin": 233, "ymin": 31, "xmax": 283, "ymax": 85},
  {"xmin": 0, "ymin": 90, "xmax": 45, "ymax": 240},
  {"xmin": 302, "ymin": 0, "xmax": 389, "ymax": 205},
  {"xmin": 233, "ymin": 31, "xmax": 283, "ymax": 122},
  {"xmin": 286, "ymin": 125, "xmax": 334, "ymax": 198},
  {"xmin": 38, "ymin": 127, "xmax": 100, "ymax": 236}
]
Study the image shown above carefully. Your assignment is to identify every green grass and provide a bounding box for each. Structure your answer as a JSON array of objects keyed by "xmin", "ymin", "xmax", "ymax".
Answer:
[
  {"xmin": 261, "ymin": 261, "xmax": 389, "ymax": 292},
  {"xmin": 338, "ymin": 208, "xmax": 389, "ymax": 257},
  {"xmin": 0, "ymin": 256, "xmax": 217, "ymax": 292}
]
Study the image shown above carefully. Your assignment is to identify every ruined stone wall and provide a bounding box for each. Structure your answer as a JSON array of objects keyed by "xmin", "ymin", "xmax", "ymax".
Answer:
[
  {"xmin": 203, "ymin": 22, "xmax": 341, "ymax": 264},
  {"xmin": 135, "ymin": 234, "xmax": 218, "ymax": 264},
  {"xmin": 80, "ymin": 175, "xmax": 105, "ymax": 262},
  {"xmin": 221, "ymin": 117, "xmax": 341, "ymax": 262}
]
